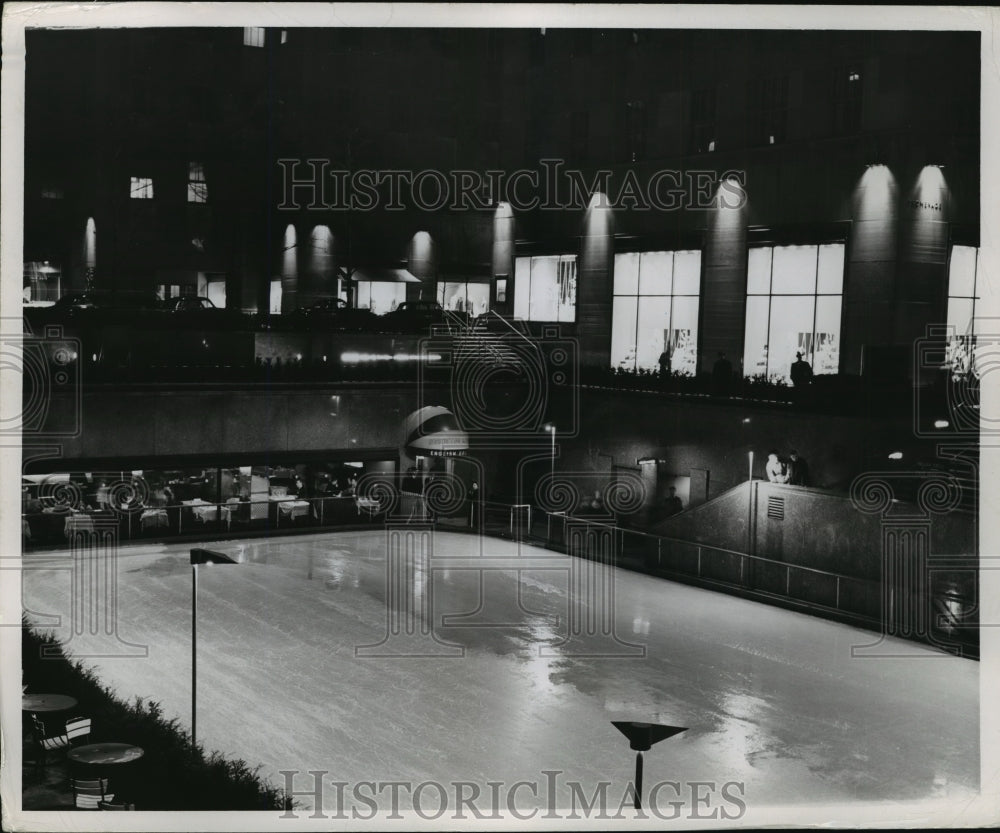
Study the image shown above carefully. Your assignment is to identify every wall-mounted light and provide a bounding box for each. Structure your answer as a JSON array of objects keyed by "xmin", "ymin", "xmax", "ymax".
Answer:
[
  {"xmin": 888, "ymin": 451, "xmax": 904, "ymax": 460},
  {"xmin": 934, "ymin": 420, "xmax": 950, "ymax": 429}
]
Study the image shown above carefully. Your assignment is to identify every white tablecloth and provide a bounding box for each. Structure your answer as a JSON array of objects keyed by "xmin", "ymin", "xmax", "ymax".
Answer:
[
  {"xmin": 140, "ymin": 509, "xmax": 169, "ymax": 530},
  {"xmin": 276, "ymin": 499, "xmax": 311, "ymax": 519},
  {"xmin": 182, "ymin": 499, "xmax": 231, "ymax": 525}
]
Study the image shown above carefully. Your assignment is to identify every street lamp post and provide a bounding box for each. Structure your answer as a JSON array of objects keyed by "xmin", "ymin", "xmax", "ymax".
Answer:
[
  {"xmin": 612, "ymin": 721, "xmax": 688, "ymax": 810},
  {"xmin": 190, "ymin": 548, "xmax": 239, "ymax": 751}
]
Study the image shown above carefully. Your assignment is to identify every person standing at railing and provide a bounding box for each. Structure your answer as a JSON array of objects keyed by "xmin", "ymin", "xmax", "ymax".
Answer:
[
  {"xmin": 786, "ymin": 450, "xmax": 810, "ymax": 487},
  {"xmin": 765, "ymin": 450, "xmax": 789, "ymax": 484},
  {"xmin": 467, "ymin": 481, "xmax": 480, "ymax": 529},
  {"xmin": 663, "ymin": 486, "xmax": 683, "ymax": 516}
]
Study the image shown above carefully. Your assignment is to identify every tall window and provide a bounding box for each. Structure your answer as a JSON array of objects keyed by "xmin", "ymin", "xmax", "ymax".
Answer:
[
  {"xmin": 743, "ymin": 243, "xmax": 845, "ymax": 383},
  {"xmin": 945, "ymin": 245, "xmax": 981, "ymax": 377},
  {"xmin": 243, "ymin": 27, "xmax": 265, "ymax": 48},
  {"xmin": 187, "ymin": 162, "xmax": 208, "ymax": 203},
  {"xmin": 749, "ymin": 75, "xmax": 789, "ymax": 146},
  {"xmin": 689, "ymin": 88, "xmax": 717, "ymax": 154},
  {"xmin": 611, "ymin": 250, "xmax": 702, "ymax": 375},
  {"xmin": 513, "ymin": 255, "xmax": 577, "ymax": 322},
  {"xmin": 833, "ymin": 67, "xmax": 864, "ymax": 134},
  {"xmin": 130, "ymin": 177, "xmax": 154, "ymax": 199}
]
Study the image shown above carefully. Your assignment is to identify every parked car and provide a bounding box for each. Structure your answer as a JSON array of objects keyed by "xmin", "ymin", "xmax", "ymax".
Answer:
[
  {"xmin": 161, "ymin": 296, "xmax": 246, "ymax": 326},
  {"xmin": 379, "ymin": 300, "xmax": 451, "ymax": 332},
  {"xmin": 287, "ymin": 298, "xmax": 379, "ymax": 331},
  {"xmin": 28, "ymin": 290, "xmax": 160, "ymax": 324}
]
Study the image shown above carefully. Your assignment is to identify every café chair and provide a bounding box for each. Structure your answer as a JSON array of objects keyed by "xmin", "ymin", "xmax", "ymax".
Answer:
[
  {"xmin": 65, "ymin": 716, "xmax": 92, "ymax": 745},
  {"xmin": 98, "ymin": 800, "xmax": 136, "ymax": 811},
  {"xmin": 30, "ymin": 715, "xmax": 70, "ymax": 769},
  {"xmin": 72, "ymin": 777, "xmax": 114, "ymax": 810}
]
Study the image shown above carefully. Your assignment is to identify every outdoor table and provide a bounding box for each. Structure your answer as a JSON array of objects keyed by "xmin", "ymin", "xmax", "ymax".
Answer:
[
  {"xmin": 22, "ymin": 693, "xmax": 78, "ymax": 713},
  {"xmin": 67, "ymin": 743, "xmax": 144, "ymax": 766}
]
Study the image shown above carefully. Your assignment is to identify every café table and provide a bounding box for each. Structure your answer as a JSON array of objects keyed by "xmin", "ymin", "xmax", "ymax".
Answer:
[
  {"xmin": 68, "ymin": 743, "xmax": 145, "ymax": 766},
  {"xmin": 276, "ymin": 498, "xmax": 311, "ymax": 521},
  {"xmin": 23, "ymin": 693, "xmax": 78, "ymax": 714},
  {"xmin": 355, "ymin": 497, "xmax": 379, "ymax": 517}
]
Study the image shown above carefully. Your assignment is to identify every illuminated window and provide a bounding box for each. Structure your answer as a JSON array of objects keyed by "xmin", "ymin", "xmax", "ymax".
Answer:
[
  {"xmin": 130, "ymin": 177, "xmax": 154, "ymax": 199},
  {"xmin": 437, "ymin": 281, "xmax": 491, "ymax": 316},
  {"xmin": 187, "ymin": 162, "xmax": 208, "ymax": 203},
  {"xmin": 611, "ymin": 250, "xmax": 702, "ymax": 375},
  {"xmin": 743, "ymin": 243, "xmax": 844, "ymax": 383},
  {"xmin": 243, "ymin": 27, "xmax": 265, "ymax": 47},
  {"xmin": 945, "ymin": 245, "xmax": 981, "ymax": 377},
  {"xmin": 513, "ymin": 255, "xmax": 577, "ymax": 323},
  {"xmin": 269, "ymin": 279, "xmax": 283, "ymax": 314},
  {"xmin": 23, "ymin": 261, "xmax": 63, "ymax": 305},
  {"xmin": 41, "ymin": 186, "xmax": 64, "ymax": 200},
  {"xmin": 355, "ymin": 281, "xmax": 406, "ymax": 316}
]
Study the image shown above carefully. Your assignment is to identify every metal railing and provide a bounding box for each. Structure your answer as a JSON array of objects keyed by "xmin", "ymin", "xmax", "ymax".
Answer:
[{"xmin": 21, "ymin": 495, "xmax": 975, "ymax": 652}]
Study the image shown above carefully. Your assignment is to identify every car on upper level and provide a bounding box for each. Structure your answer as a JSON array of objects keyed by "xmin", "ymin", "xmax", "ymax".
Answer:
[
  {"xmin": 26, "ymin": 290, "xmax": 161, "ymax": 326},
  {"xmin": 379, "ymin": 300, "xmax": 461, "ymax": 332},
  {"xmin": 286, "ymin": 298, "xmax": 379, "ymax": 332},
  {"xmin": 160, "ymin": 295, "xmax": 247, "ymax": 326}
]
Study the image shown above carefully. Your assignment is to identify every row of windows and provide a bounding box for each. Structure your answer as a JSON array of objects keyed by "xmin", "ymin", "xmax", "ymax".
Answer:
[
  {"xmin": 243, "ymin": 27, "xmax": 288, "ymax": 48},
  {"xmin": 513, "ymin": 243, "xmax": 980, "ymax": 384},
  {"xmin": 129, "ymin": 163, "xmax": 207, "ymax": 203}
]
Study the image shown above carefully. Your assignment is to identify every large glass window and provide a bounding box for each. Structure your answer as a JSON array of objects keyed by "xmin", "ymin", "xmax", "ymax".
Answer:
[
  {"xmin": 610, "ymin": 250, "xmax": 702, "ymax": 375},
  {"xmin": 356, "ymin": 281, "xmax": 406, "ymax": 315},
  {"xmin": 187, "ymin": 162, "xmax": 208, "ymax": 203},
  {"xmin": 130, "ymin": 177, "xmax": 154, "ymax": 199},
  {"xmin": 23, "ymin": 261, "xmax": 62, "ymax": 305},
  {"xmin": 437, "ymin": 281, "xmax": 491, "ymax": 316},
  {"xmin": 743, "ymin": 243, "xmax": 844, "ymax": 383},
  {"xmin": 243, "ymin": 27, "xmax": 265, "ymax": 47},
  {"xmin": 945, "ymin": 245, "xmax": 981, "ymax": 377},
  {"xmin": 512, "ymin": 255, "xmax": 577, "ymax": 322}
]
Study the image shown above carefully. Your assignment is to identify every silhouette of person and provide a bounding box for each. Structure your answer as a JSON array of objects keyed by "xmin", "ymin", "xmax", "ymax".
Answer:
[
  {"xmin": 790, "ymin": 352, "xmax": 813, "ymax": 387},
  {"xmin": 658, "ymin": 347, "xmax": 671, "ymax": 379},
  {"xmin": 787, "ymin": 450, "xmax": 810, "ymax": 486},
  {"xmin": 712, "ymin": 352, "xmax": 733, "ymax": 395},
  {"xmin": 664, "ymin": 486, "xmax": 683, "ymax": 516}
]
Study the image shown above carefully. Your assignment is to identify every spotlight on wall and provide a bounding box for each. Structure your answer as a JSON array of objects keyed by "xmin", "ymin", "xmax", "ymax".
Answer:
[{"xmin": 742, "ymin": 418, "xmax": 751, "ymax": 424}]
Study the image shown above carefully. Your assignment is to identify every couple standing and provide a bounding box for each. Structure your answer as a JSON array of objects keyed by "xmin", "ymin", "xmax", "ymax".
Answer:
[{"xmin": 765, "ymin": 450, "xmax": 809, "ymax": 486}]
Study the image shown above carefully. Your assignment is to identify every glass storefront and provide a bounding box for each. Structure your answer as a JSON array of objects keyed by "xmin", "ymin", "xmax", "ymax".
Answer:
[
  {"xmin": 945, "ymin": 245, "xmax": 981, "ymax": 377},
  {"xmin": 437, "ymin": 281, "xmax": 490, "ymax": 316},
  {"xmin": 513, "ymin": 254, "xmax": 577, "ymax": 322},
  {"xmin": 355, "ymin": 281, "xmax": 407, "ymax": 315},
  {"xmin": 742, "ymin": 243, "xmax": 844, "ymax": 383},
  {"xmin": 23, "ymin": 262, "xmax": 63, "ymax": 305},
  {"xmin": 610, "ymin": 250, "xmax": 702, "ymax": 374}
]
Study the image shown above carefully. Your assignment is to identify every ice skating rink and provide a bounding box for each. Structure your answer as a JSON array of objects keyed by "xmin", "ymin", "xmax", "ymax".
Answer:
[{"xmin": 21, "ymin": 529, "xmax": 978, "ymax": 817}]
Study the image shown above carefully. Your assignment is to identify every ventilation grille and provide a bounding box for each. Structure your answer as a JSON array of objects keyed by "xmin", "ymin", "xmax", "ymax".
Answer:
[{"xmin": 767, "ymin": 496, "xmax": 785, "ymax": 521}]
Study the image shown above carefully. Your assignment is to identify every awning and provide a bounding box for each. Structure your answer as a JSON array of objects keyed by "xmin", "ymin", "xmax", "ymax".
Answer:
[{"xmin": 342, "ymin": 267, "xmax": 422, "ymax": 283}]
